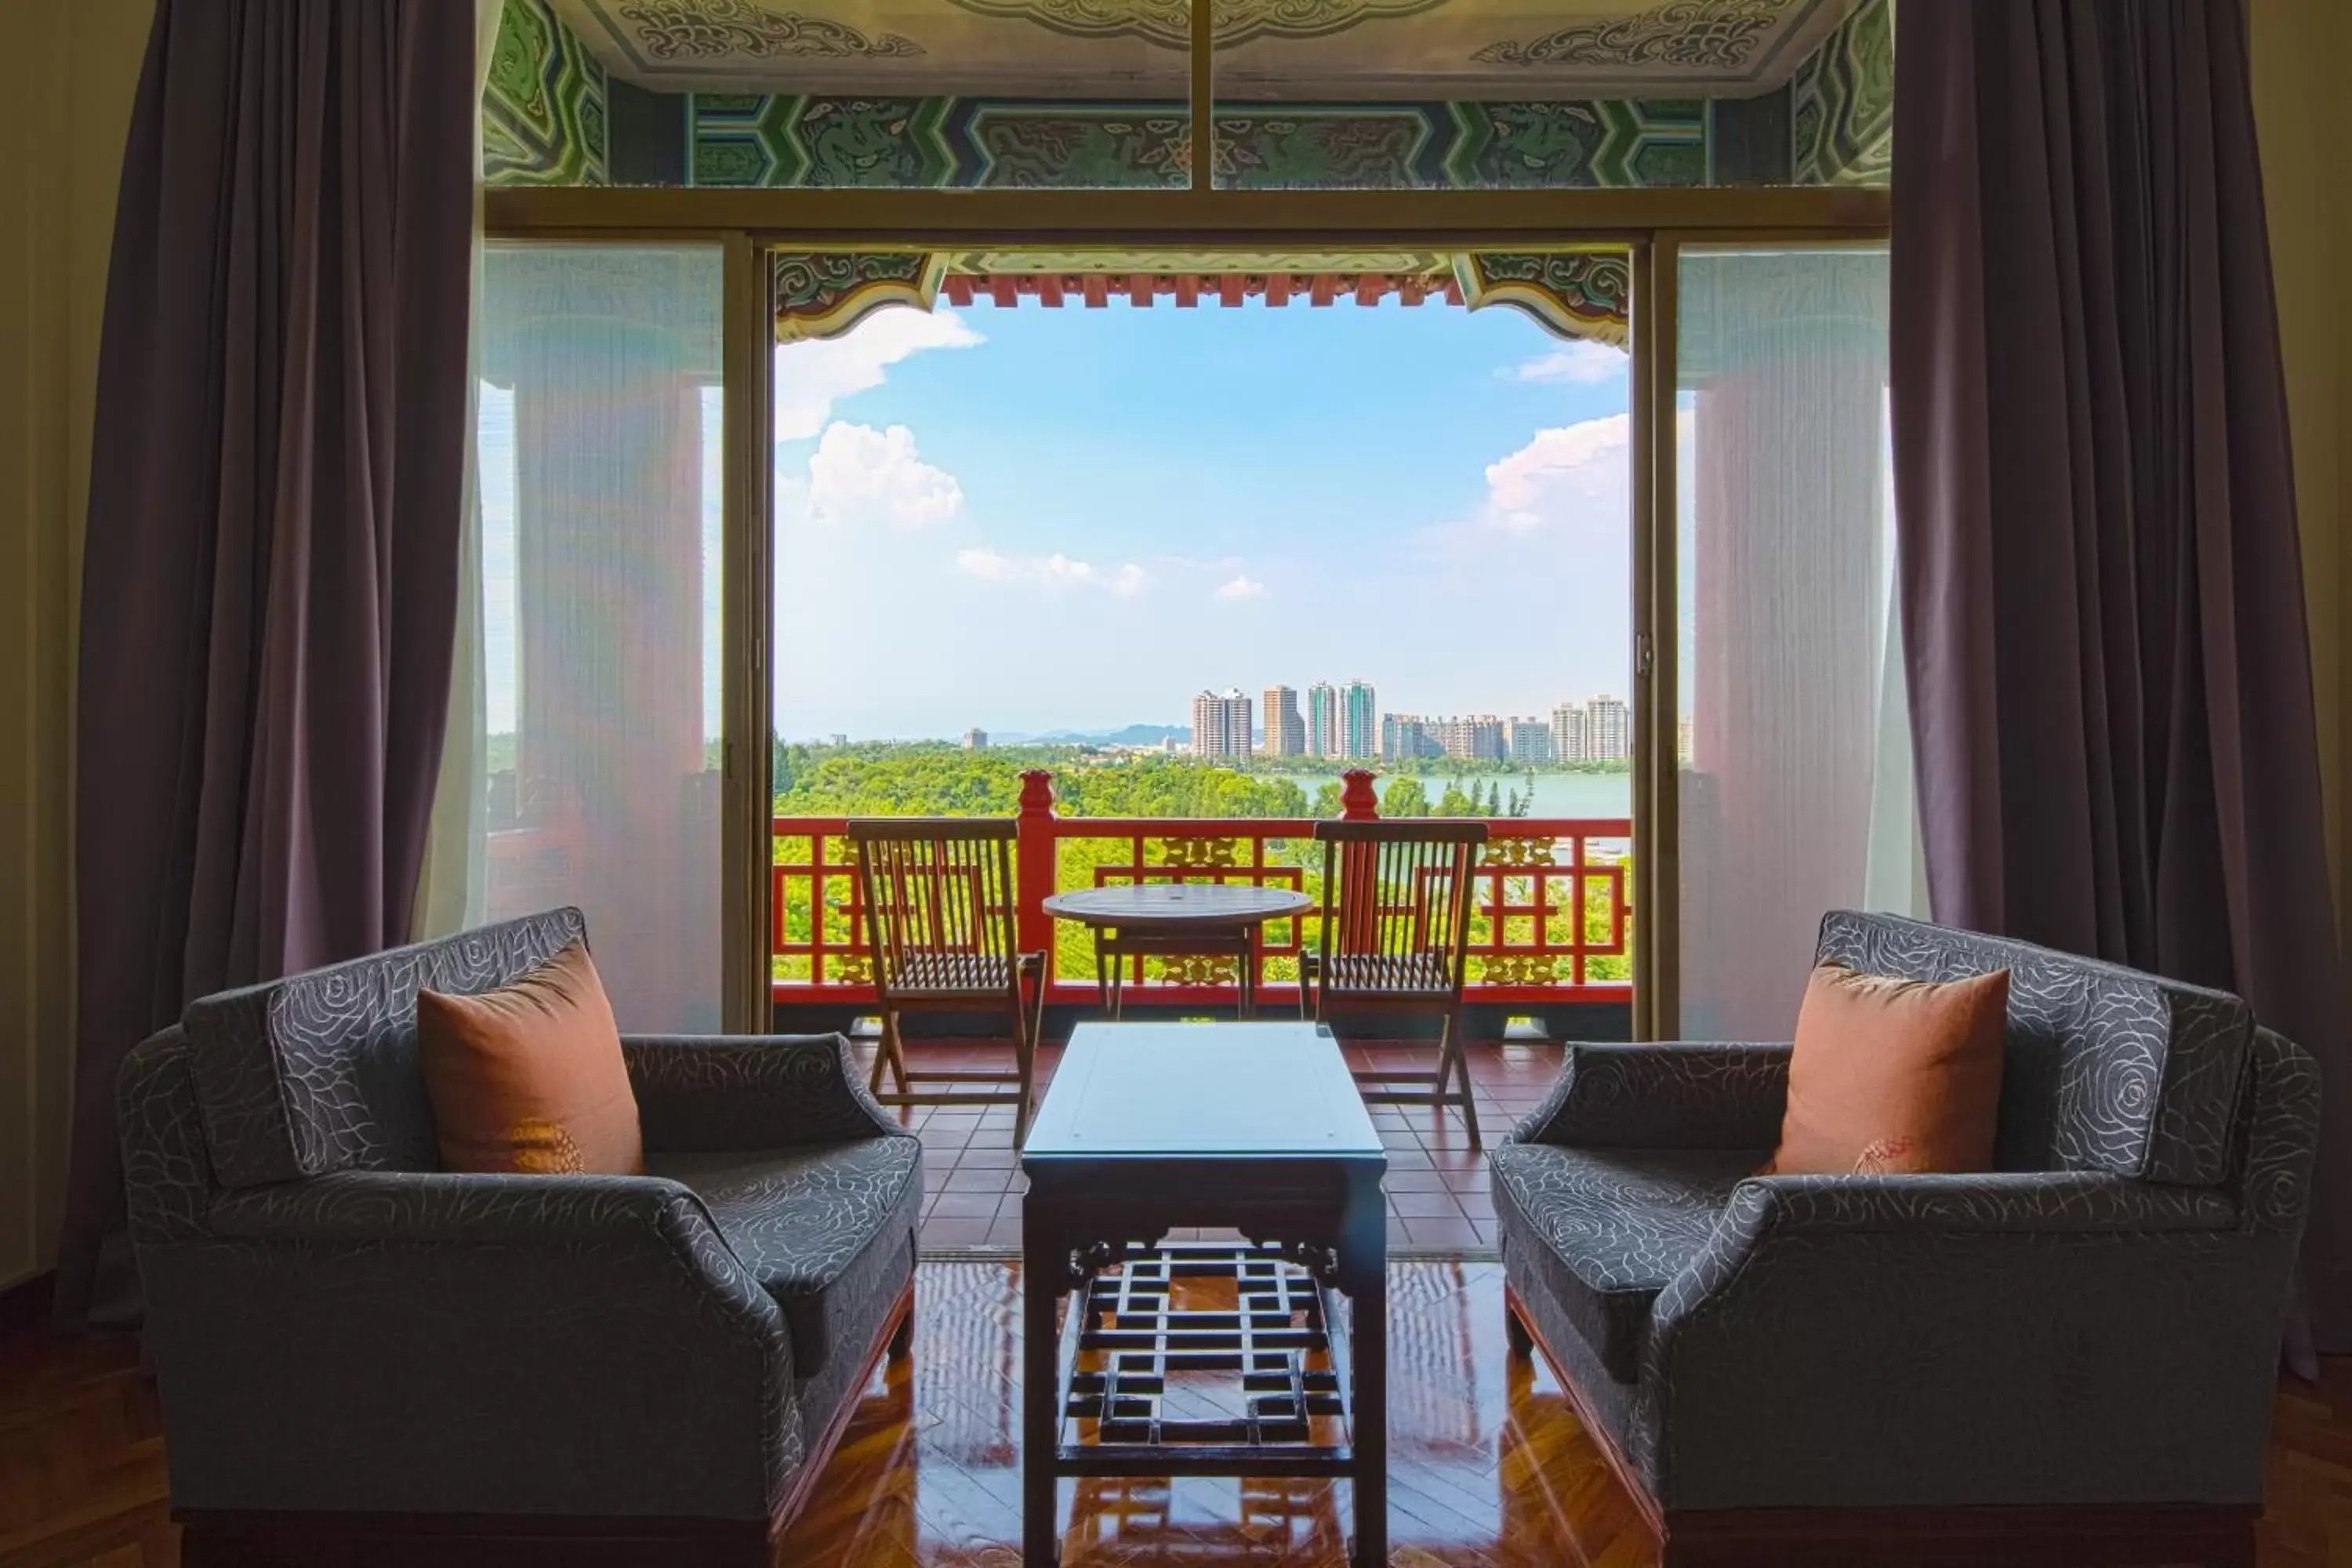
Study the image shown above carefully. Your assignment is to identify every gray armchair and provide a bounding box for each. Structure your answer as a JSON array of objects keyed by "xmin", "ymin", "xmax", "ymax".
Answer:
[
  {"xmin": 117, "ymin": 908, "xmax": 920, "ymax": 1566},
  {"xmin": 1494, "ymin": 910, "xmax": 2318, "ymax": 1568}
]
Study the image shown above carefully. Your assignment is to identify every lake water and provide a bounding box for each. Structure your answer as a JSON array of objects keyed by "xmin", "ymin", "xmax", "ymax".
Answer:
[{"xmin": 1271, "ymin": 769, "xmax": 1632, "ymax": 822}]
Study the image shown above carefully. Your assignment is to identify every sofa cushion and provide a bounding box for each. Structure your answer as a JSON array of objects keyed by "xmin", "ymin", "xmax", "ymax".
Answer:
[
  {"xmin": 649, "ymin": 1137, "xmax": 921, "ymax": 1377},
  {"xmin": 1490, "ymin": 1142, "xmax": 1759, "ymax": 1383}
]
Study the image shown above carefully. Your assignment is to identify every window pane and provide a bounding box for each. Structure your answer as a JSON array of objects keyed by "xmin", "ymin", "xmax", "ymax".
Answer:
[
  {"xmin": 1211, "ymin": 0, "xmax": 1891, "ymax": 191},
  {"xmin": 477, "ymin": 243, "xmax": 725, "ymax": 1031},
  {"xmin": 1675, "ymin": 245, "xmax": 1920, "ymax": 1041},
  {"xmin": 486, "ymin": 0, "xmax": 1191, "ymax": 189}
]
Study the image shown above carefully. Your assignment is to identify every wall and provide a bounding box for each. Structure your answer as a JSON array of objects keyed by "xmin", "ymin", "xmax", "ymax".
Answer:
[
  {"xmin": 2252, "ymin": 0, "xmax": 2352, "ymax": 942},
  {"xmin": 0, "ymin": 0, "xmax": 149, "ymax": 1290}
]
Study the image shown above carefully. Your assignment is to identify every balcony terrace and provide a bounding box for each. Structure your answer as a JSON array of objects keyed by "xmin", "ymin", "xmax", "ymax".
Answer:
[{"xmin": 766, "ymin": 768, "xmax": 1632, "ymax": 1250}]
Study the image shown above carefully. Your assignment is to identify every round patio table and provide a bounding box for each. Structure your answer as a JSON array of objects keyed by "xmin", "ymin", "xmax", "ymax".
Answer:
[{"xmin": 1042, "ymin": 884, "xmax": 1312, "ymax": 1019}]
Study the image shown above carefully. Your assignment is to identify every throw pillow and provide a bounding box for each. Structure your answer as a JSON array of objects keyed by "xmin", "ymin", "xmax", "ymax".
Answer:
[
  {"xmin": 416, "ymin": 938, "xmax": 643, "ymax": 1175},
  {"xmin": 1763, "ymin": 960, "xmax": 2009, "ymax": 1177}
]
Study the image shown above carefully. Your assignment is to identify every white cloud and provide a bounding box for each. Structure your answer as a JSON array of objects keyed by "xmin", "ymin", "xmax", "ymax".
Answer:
[
  {"xmin": 1480, "ymin": 412, "xmax": 1635, "ymax": 534},
  {"xmin": 1211, "ymin": 574, "xmax": 1269, "ymax": 602},
  {"xmin": 774, "ymin": 307, "xmax": 982, "ymax": 442},
  {"xmin": 1508, "ymin": 340, "xmax": 1629, "ymax": 386},
  {"xmin": 806, "ymin": 422, "xmax": 964, "ymax": 530},
  {"xmin": 957, "ymin": 548, "xmax": 1146, "ymax": 596}
]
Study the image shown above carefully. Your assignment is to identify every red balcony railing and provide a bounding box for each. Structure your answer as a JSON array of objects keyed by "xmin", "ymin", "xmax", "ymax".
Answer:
[{"xmin": 771, "ymin": 768, "xmax": 1632, "ymax": 1010}]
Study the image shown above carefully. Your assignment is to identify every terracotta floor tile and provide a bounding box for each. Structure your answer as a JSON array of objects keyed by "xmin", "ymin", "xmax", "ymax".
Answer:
[
  {"xmin": 943, "ymin": 1168, "xmax": 1012, "ymax": 1194},
  {"xmin": 927, "ymin": 1192, "xmax": 1001, "ymax": 1218},
  {"xmin": 919, "ymin": 1217, "xmax": 993, "ymax": 1246},
  {"xmin": 1389, "ymin": 1190, "xmax": 1466, "ymax": 1219},
  {"xmin": 1402, "ymin": 1214, "xmax": 1484, "ymax": 1248}
]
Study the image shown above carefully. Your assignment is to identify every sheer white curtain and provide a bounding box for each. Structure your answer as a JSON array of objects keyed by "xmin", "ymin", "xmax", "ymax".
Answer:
[
  {"xmin": 1675, "ymin": 246, "xmax": 1925, "ymax": 1042},
  {"xmin": 412, "ymin": 0, "xmax": 509, "ymax": 939},
  {"xmin": 417, "ymin": 9, "xmax": 727, "ymax": 1032},
  {"xmin": 455, "ymin": 245, "xmax": 724, "ymax": 1032}
]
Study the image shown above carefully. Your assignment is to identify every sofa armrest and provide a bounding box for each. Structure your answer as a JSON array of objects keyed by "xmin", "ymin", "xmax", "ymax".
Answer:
[
  {"xmin": 622, "ymin": 1033, "xmax": 903, "ymax": 1152},
  {"xmin": 1638, "ymin": 1171, "xmax": 2281, "ymax": 1513},
  {"xmin": 208, "ymin": 1167, "xmax": 786, "ymax": 1341},
  {"xmin": 1510, "ymin": 1042, "xmax": 1791, "ymax": 1149},
  {"xmin": 162, "ymin": 1169, "xmax": 800, "ymax": 1521}
]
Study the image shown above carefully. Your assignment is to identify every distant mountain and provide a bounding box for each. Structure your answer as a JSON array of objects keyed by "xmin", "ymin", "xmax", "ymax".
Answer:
[{"xmin": 991, "ymin": 724, "xmax": 1189, "ymax": 746}]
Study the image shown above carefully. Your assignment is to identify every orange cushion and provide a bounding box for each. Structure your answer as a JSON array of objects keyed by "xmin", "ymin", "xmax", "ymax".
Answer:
[
  {"xmin": 1763, "ymin": 961, "xmax": 2010, "ymax": 1177},
  {"xmin": 416, "ymin": 939, "xmax": 643, "ymax": 1175}
]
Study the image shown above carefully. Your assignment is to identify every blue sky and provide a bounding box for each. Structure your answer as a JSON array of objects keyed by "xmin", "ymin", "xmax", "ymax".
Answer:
[
  {"xmin": 481, "ymin": 294, "xmax": 1637, "ymax": 742},
  {"xmin": 773, "ymin": 296, "xmax": 1634, "ymax": 740}
]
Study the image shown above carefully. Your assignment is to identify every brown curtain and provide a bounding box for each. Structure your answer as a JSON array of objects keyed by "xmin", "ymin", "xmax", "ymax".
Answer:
[
  {"xmin": 1890, "ymin": 0, "xmax": 2352, "ymax": 1348},
  {"xmin": 53, "ymin": 0, "xmax": 476, "ymax": 1327}
]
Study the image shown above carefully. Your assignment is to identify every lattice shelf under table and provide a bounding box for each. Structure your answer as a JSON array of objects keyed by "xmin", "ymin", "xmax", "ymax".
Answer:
[{"xmin": 1061, "ymin": 1244, "xmax": 1352, "ymax": 1458}]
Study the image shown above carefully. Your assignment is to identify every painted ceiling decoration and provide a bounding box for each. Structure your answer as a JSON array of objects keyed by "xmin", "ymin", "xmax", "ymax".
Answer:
[
  {"xmin": 618, "ymin": 0, "xmax": 925, "ymax": 59},
  {"xmin": 773, "ymin": 246, "xmax": 1632, "ymax": 345},
  {"xmin": 1473, "ymin": 0, "xmax": 1789, "ymax": 70},
  {"xmin": 551, "ymin": 0, "xmax": 1864, "ymax": 100},
  {"xmin": 945, "ymin": 0, "xmax": 1446, "ymax": 51}
]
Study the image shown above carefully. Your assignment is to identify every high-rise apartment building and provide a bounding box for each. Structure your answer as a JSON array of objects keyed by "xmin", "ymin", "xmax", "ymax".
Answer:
[
  {"xmin": 1262, "ymin": 685, "xmax": 1305, "ymax": 756},
  {"xmin": 1341, "ymin": 680, "xmax": 1377, "ymax": 759},
  {"xmin": 1552, "ymin": 701, "xmax": 1588, "ymax": 761},
  {"xmin": 1189, "ymin": 688, "xmax": 1254, "ymax": 758},
  {"xmin": 1306, "ymin": 681, "xmax": 1341, "ymax": 757},
  {"xmin": 1588, "ymin": 695, "xmax": 1630, "ymax": 760},
  {"xmin": 1430, "ymin": 714, "xmax": 1505, "ymax": 760},
  {"xmin": 1507, "ymin": 717, "xmax": 1554, "ymax": 762},
  {"xmin": 1381, "ymin": 713, "xmax": 1438, "ymax": 760},
  {"xmin": 1552, "ymin": 696, "xmax": 1630, "ymax": 762},
  {"xmin": 961, "ymin": 728, "xmax": 988, "ymax": 750}
]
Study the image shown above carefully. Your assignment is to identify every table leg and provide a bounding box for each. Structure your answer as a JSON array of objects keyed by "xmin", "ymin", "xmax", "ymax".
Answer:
[
  {"xmin": 1240, "ymin": 928, "xmax": 1257, "ymax": 1020},
  {"xmin": 1343, "ymin": 1178, "xmax": 1388, "ymax": 1568},
  {"xmin": 1022, "ymin": 1223, "xmax": 1062, "ymax": 1567}
]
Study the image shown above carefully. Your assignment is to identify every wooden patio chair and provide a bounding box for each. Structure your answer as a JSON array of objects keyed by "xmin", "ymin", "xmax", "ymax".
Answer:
[
  {"xmin": 848, "ymin": 818, "xmax": 1046, "ymax": 1142},
  {"xmin": 1301, "ymin": 819, "xmax": 1490, "ymax": 1149}
]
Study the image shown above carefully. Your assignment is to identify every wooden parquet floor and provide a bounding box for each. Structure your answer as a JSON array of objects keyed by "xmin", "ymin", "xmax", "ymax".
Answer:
[{"xmin": 5, "ymin": 1259, "xmax": 2350, "ymax": 1568}]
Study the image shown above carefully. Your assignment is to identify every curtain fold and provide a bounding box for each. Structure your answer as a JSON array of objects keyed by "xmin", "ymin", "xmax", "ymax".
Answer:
[
  {"xmin": 1890, "ymin": 0, "xmax": 2352, "ymax": 1347},
  {"xmin": 53, "ymin": 0, "xmax": 476, "ymax": 1327}
]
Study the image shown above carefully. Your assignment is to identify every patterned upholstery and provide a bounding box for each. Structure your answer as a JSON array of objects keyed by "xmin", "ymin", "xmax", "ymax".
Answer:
[
  {"xmin": 1496, "ymin": 911, "xmax": 2321, "ymax": 1517},
  {"xmin": 649, "ymin": 1138, "xmax": 922, "ymax": 1374},
  {"xmin": 116, "ymin": 913, "xmax": 919, "ymax": 1530},
  {"xmin": 1817, "ymin": 909, "xmax": 2251, "ymax": 1185},
  {"xmin": 1489, "ymin": 1142, "xmax": 1758, "ymax": 1381},
  {"xmin": 184, "ymin": 909, "xmax": 587, "ymax": 1189}
]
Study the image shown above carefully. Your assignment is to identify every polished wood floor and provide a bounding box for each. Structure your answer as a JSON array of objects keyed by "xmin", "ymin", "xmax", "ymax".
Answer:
[{"xmin": 6, "ymin": 1258, "xmax": 2350, "ymax": 1567}]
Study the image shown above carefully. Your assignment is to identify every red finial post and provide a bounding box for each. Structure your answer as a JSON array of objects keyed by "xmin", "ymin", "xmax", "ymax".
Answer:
[
  {"xmin": 1339, "ymin": 768, "xmax": 1381, "ymax": 821},
  {"xmin": 1015, "ymin": 771, "xmax": 1058, "ymax": 963}
]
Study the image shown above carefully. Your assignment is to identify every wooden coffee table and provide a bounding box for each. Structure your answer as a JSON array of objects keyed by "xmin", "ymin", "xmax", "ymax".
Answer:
[
  {"xmin": 1042, "ymin": 884, "xmax": 1312, "ymax": 1018},
  {"xmin": 1020, "ymin": 1021, "xmax": 1388, "ymax": 1567}
]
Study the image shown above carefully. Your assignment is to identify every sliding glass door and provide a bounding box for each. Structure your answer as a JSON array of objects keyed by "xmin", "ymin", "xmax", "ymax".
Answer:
[{"xmin": 1671, "ymin": 245, "xmax": 1922, "ymax": 1040}]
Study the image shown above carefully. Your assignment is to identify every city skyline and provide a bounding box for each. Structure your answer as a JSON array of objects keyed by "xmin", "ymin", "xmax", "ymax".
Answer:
[{"xmin": 786, "ymin": 684, "xmax": 1632, "ymax": 763}]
